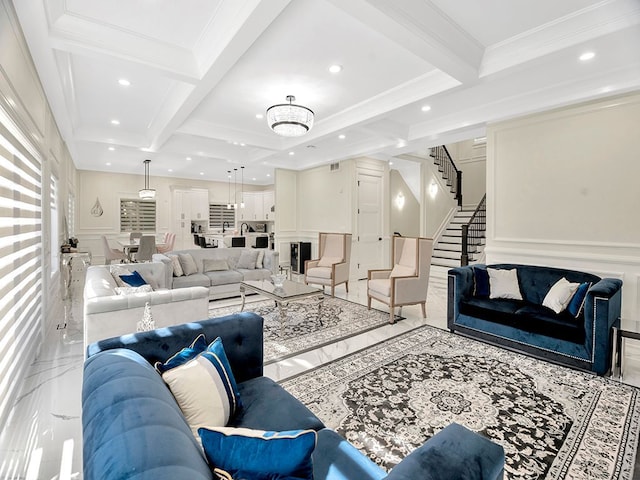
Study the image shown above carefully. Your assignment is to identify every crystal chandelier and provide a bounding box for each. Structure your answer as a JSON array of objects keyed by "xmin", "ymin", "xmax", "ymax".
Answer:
[
  {"xmin": 138, "ymin": 159, "xmax": 155, "ymax": 200},
  {"xmin": 266, "ymin": 95, "xmax": 314, "ymax": 137}
]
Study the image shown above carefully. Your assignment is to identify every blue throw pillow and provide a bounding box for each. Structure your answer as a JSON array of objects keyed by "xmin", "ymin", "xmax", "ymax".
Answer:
[
  {"xmin": 154, "ymin": 334, "xmax": 207, "ymax": 374},
  {"xmin": 198, "ymin": 427, "xmax": 317, "ymax": 480},
  {"xmin": 119, "ymin": 270, "xmax": 147, "ymax": 287},
  {"xmin": 567, "ymin": 282, "xmax": 590, "ymax": 318},
  {"xmin": 473, "ymin": 267, "xmax": 490, "ymax": 298}
]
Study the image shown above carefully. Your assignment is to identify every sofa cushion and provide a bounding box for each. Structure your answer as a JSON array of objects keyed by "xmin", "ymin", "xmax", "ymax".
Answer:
[
  {"xmin": 368, "ymin": 278, "xmax": 391, "ymax": 297},
  {"xmin": 231, "ymin": 376, "xmax": 325, "ymax": 432},
  {"xmin": 306, "ymin": 266, "xmax": 332, "ymax": 280},
  {"xmin": 473, "ymin": 266, "xmax": 490, "ymax": 298},
  {"xmin": 567, "ymin": 282, "xmax": 590, "ymax": 318},
  {"xmin": 390, "ymin": 263, "xmax": 415, "ymax": 277},
  {"xmin": 199, "ymin": 427, "xmax": 316, "ymax": 480},
  {"xmin": 167, "ymin": 254, "xmax": 184, "ymax": 277},
  {"xmin": 205, "ymin": 270, "xmax": 244, "ymax": 286},
  {"xmin": 161, "ymin": 337, "xmax": 242, "ymax": 438},
  {"xmin": 178, "ymin": 253, "xmax": 198, "ymax": 276},
  {"xmin": 542, "ymin": 277, "xmax": 580, "ymax": 314},
  {"xmin": 204, "ymin": 258, "xmax": 229, "ymax": 272},
  {"xmin": 173, "ymin": 273, "xmax": 211, "ymax": 289},
  {"xmin": 488, "ymin": 268, "xmax": 523, "ymax": 300},
  {"xmin": 155, "ymin": 334, "xmax": 207, "ymax": 374},
  {"xmin": 237, "ymin": 268, "xmax": 272, "ymax": 282},
  {"xmin": 114, "ymin": 285, "xmax": 153, "ymax": 295},
  {"xmin": 237, "ymin": 250, "xmax": 259, "ymax": 269}
]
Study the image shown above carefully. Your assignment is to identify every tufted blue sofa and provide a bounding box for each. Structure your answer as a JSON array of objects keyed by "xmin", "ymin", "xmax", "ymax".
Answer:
[
  {"xmin": 448, "ymin": 263, "xmax": 622, "ymax": 375},
  {"xmin": 83, "ymin": 312, "xmax": 505, "ymax": 480}
]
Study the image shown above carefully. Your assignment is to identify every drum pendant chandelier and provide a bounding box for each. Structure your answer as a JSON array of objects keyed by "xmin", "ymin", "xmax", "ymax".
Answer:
[
  {"xmin": 138, "ymin": 159, "xmax": 156, "ymax": 200},
  {"xmin": 266, "ymin": 95, "xmax": 314, "ymax": 137}
]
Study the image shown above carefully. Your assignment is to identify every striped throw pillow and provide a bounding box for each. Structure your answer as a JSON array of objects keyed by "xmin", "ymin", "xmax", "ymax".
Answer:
[{"xmin": 161, "ymin": 337, "xmax": 241, "ymax": 438}]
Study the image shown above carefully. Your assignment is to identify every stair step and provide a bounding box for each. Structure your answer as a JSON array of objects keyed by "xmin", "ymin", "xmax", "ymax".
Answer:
[
  {"xmin": 435, "ymin": 243, "xmax": 478, "ymax": 253},
  {"xmin": 433, "ymin": 250, "xmax": 463, "ymax": 260},
  {"xmin": 431, "ymin": 258, "xmax": 462, "ymax": 268}
]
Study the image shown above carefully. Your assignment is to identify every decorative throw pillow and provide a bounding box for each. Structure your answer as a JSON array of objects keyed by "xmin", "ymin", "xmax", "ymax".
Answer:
[
  {"xmin": 488, "ymin": 268, "xmax": 523, "ymax": 300},
  {"xmin": 167, "ymin": 254, "xmax": 184, "ymax": 277},
  {"xmin": 178, "ymin": 253, "xmax": 198, "ymax": 276},
  {"xmin": 198, "ymin": 427, "xmax": 316, "ymax": 480},
  {"xmin": 317, "ymin": 256, "xmax": 342, "ymax": 268},
  {"xmin": 203, "ymin": 259, "xmax": 229, "ymax": 272},
  {"xmin": 237, "ymin": 250, "xmax": 259, "ymax": 270},
  {"xmin": 567, "ymin": 282, "xmax": 591, "ymax": 318},
  {"xmin": 543, "ymin": 278, "xmax": 580, "ymax": 314},
  {"xmin": 110, "ymin": 265, "xmax": 130, "ymax": 287},
  {"xmin": 114, "ymin": 285, "xmax": 153, "ymax": 295},
  {"xmin": 154, "ymin": 334, "xmax": 208, "ymax": 374},
  {"xmin": 160, "ymin": 337, "xmax": 241, "ymax": 439},
  {"xmin": 390, "ymin": 263, "xmax": 415, "ymax": 277},
  {"xmin": 473, "ymin": 267, "xmax": 490, "ymax": 298},
  {"xmin": 119, "ymin": 270, "xmax": 147, "ymax": 288},
  {"xmin": 136, "ymin": 302, "xmax": 156, "ymax": 332},
  {"xmin": 256, "ymin": 250, "xmax": 265, "ymax": 269}
]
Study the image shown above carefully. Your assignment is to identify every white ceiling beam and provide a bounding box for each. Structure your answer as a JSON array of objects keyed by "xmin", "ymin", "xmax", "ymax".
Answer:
[
  {"xmin": 148, "ymin": 0, "xmax": 292, "ymax": 152},
  {"xmin": 328, "ymin": 0, "xmax": 483, "ymax": 84}
]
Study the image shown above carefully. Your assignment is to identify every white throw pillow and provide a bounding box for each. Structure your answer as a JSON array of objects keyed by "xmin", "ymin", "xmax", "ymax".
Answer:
[
  {"xmin": 237, "ymin": 250, "xmax": 259, "ymax": 270},
  {"xmin": 317, "ymin": 256, "xmax": 342, "ymax": 267},
  {"xmin": 256, "ymin": 250, "xmax": 265, "ymax": 269},
  {"xmin": 543, "ymin": 278, "xmax": 580, "ymax": 314},
  {"xmin": 167, "ymin": 254, "xmax": 184, "ymax": 277},
  {"xmin": 178, "ymin": 253, "xmax": 198, "ymax": 276},
  {"xmin": 109, "ymin": 265, "xmax": 130, "ymax": 287},
  {"xmin": 488, "ymin": 268, "xmax": 523, "ymax": 300},
  {"xmin": 390, "ymin": 264, "xmax": 415, "ymax": 277}
]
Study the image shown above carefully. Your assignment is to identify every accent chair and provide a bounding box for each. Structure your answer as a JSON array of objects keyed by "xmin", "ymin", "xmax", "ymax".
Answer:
[
  {"xmin": 101, "ymin": 235, "xmax": 127, "ymax": 265},
  {"xmin": 367, "ymin": 236, "xmax": 433, "ymax": 323},
  {"xmin": 304, "ymin": 233, "xmax": 352, "ymax": 296},
  {"xmin": 157, "ymin": 232, "xmax": 176, "ymax": 254}
]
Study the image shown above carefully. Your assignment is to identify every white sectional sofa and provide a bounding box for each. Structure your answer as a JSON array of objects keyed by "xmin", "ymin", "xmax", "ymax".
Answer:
[
  {"xmin": 154, "ymin": 247, "xmax": 279, "ymax": 300},
  {"xmin": 83, "ymin": 262, "xmax": 209, "ymax": 350}
]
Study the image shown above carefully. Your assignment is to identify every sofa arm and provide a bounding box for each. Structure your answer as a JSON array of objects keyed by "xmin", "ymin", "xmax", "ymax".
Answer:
[
  {"xmin": 447, "ymin": 265, "xmax": 477, "ymax": 330},
  {"xmin": 263, "ymin": 250, "xmax": 280, "ymax": 275},
  {"xmin": 584, "ymin": 278, "xmax": 622, "ymax": 375},
  {"xmin": 333, "ymin": 261, "xmax": 350, "ymax": 283},
  {"xmin": 86, "ymin": 312, "xmax": 265, "ymax": 383},
  {"xmin": 384, "ymin": 423, "xmax": 504, "ymax": 480}
]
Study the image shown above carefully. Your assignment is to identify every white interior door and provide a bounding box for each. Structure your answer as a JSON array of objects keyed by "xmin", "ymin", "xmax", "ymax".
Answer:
[{"xmin": 356, "ymin": 172, "xmax": 384, "ymax": 279}]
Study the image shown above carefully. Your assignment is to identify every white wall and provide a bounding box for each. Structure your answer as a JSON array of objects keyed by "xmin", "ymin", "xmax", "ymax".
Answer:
[
  {"xmin": 446, "ymin": 139, "xmax": 486, "ymax": 208},
  {"xmin": 390, "ymin": 169, "xmax": 420, "ymax": 237},
  {"xmin": 486, "ymin": 91, "xmax": 640, "ymax": 321}
]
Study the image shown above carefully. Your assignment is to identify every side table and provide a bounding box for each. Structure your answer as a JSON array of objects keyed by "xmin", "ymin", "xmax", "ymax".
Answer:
[
  {"xmin": 61, "ymin": 251, "xmax": 92, "ymax": 298},
  {"xmin": 612, "ymin": 326, "xmax": 640, "ymax": 379}
]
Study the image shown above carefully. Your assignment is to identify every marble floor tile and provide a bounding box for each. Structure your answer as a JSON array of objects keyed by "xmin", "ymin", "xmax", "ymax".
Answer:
[{"xmin": 0, "ymin": 272, "xmax": 637, "ymax": 480}]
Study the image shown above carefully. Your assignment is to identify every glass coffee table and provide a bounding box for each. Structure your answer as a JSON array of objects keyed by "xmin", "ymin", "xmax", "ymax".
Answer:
[{"xmin": 240, "ymin": 279, "xmax": 325, "ymax": 331}]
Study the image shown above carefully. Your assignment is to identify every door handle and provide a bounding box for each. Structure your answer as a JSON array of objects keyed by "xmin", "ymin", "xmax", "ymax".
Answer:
[{"xmin": 378, "ymin": 237, "xmax": 382, "ymax": 241}]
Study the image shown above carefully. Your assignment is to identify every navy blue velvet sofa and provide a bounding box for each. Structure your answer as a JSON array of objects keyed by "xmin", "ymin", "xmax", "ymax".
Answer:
[
  {"xmin": 83, "ymin": 312, "xmax": 505, "ymax": 480},
  {"xmin": 448, "ymin": 263, "xmax": 622, "ymax": 375}
]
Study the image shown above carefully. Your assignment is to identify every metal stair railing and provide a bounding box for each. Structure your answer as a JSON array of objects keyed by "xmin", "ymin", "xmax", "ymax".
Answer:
[
  {"xmin": 431, "ymin": 145, "xmax": 462, "ymax": 207},
  {"xmin": 461, "ymin": 194, "xmax": 486, "ymax": 266}
]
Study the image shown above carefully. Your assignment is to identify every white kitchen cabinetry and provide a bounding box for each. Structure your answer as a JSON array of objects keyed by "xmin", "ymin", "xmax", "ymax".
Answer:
[
  {"xmin": 172, "ymin": 188, "xmax": 209, "ymax": 249},
  {"xmin": 238, "ymin": 191, "xmax": 274, "ymax": 221},
  {"xmin": 190, "ymin": 189, "xmax": 209, "ymax": 220}
]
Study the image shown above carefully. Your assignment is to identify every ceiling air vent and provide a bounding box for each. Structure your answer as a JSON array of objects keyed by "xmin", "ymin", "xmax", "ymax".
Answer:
[{"xmin": 330, "ymin": 162, "xmax": 340, "ymax": 172}]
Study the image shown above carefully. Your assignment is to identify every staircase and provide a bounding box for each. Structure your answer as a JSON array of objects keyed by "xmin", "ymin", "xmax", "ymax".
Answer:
[
  {"xmin": 429, "ymin": 145, "xmax": 486, "ymax": 269},
  {"xmin": 432, "ymin": 209, "xmax": 484, "ymax": 268}
]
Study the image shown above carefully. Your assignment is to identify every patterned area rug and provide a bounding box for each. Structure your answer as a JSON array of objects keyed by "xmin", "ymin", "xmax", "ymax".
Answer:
[
  {"xmin": 209, "ymin": 296, "xmax": 401, "ymax": 364},
  {"xmin": 282, "ymin": 325, "xmax": 640, "ymax": 480}
]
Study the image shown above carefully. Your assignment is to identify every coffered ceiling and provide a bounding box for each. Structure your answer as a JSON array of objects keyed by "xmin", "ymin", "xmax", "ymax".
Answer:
[{"xmin": 14, "ymin": 0, "xmax": 640, "ymax": 184}]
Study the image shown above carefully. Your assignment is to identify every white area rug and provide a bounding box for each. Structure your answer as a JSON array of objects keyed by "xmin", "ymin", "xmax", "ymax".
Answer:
[
  {"xmin": 209, "ymin": 296, "xmax": 401, "ymax": 364},
  {"xmin": 282, "ymin": 325, "xmax": 640, "ymax": 479}
]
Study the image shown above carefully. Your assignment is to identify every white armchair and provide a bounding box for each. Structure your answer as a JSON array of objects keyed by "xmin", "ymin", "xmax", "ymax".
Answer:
[
  {"xmin": 304, "ymin": 233, "xmax": 352, "ymax": 296},
  {"xmin": 367, "ymin": 236, "xmax": 433, "ymax": 323}
]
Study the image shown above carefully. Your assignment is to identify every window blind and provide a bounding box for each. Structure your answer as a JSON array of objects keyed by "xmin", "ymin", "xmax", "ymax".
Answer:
[
  {"xmin": 120, "ymin": 199, "xmax": 156, "ymax": 232},
  {"xmin": 209, "ymin": 203, "xmax": 235, "ymax": 229},
  {"xmin": 0, "ymin": 131, "xmax": 43, "ymax": 427}
]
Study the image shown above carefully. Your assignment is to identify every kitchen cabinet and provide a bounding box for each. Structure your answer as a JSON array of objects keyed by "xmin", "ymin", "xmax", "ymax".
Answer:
[
  {"xmin": 172, "ymin": 188, "xmax": 209, "ymax": 249},
  {"xmin": 237, "ymin": 191, "xmax": 274, "ymax": 221}
]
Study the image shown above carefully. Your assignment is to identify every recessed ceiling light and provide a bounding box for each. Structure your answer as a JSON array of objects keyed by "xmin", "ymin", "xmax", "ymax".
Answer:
[
  {"xmin": 168, "ymin": 168, "xmax": 173, "ymax": 172},
  {"xmin": 233, "ymin": 142, "xmax": 238, "ymax": 145},
  {"xmin": 105, "ymin": 162, "xmax": 111, "ymax": 166},
  {"xmin": 118, "ymin": 79, "xmax": 131, "ymax": 86},
  {"xmin": 421, "ymin": 105, "xmax": 431, "ymax": 112},
  {"xmin": 186, "ymin": 157, "xmax": 192, "ymax": 160},
  {"xmin": 199, "ymin": 172, "xmax": 204, "ymax": 176},
  {"xmin": 108, "ymin": 146, "xmax": 115, "ymax": 151},
  {"xmin": 338, "ymin": 134, "xmax": 346, "ymax": 140},
  {"xmin": 579, "ymin": 51, "xmax": 595, "ymax": 61},
  {"xmin": 252, "ymin": 177, "xmax": 256, "ymax": 181},
  {"xmin": 389, "ymin": 161, "xmax": 394, "ymax": 166},
  {"xmin": 329, "ymin": 64, "xmax": 342, "ymax": 74},
  {"xmin": 256, "ymin": 114, "xmax": 264, "ymax": 119},
  {"xmin": 111, "ymin": 119, "xmax": 120, "ymax": 125},
  {"xmin": 267, "ymin": 173, "xmax": 271, "ymax": 177},
  {"xmin": 240, "ymin": 143, "xmax": 246, "ymax": 147},
  {"xmin": 288, "ymin": 151, "xmax": 295, "ymax": 156}
]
